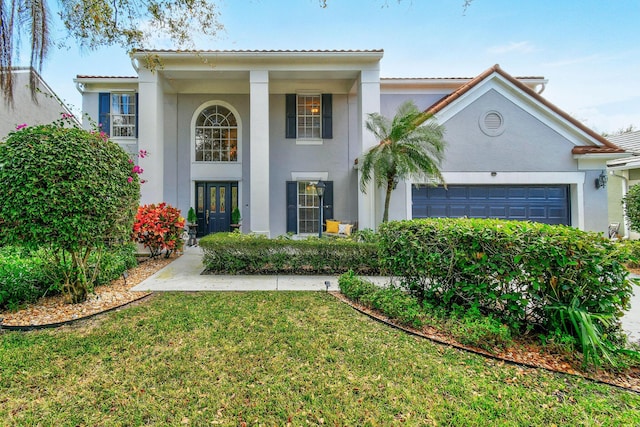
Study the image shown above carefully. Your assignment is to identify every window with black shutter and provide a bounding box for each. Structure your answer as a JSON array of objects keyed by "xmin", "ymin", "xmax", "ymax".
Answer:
[{"xmin": 285, "ymin": 94, "xmax": 332, "ymax": 140}]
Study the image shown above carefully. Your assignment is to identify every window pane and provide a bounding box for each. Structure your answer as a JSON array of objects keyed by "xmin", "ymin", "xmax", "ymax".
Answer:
[
  {"xmin": 297, "ymin": 180, "xmax": 320, "ymax": 233},
  {"xmin": 220, "ymin": 187, "xmax": 226, "ymax": 213},
  {"xmin": 296, "ymin": 95, "xmax": 321, "ymax": 140},
  {"xmin": 210, "ymin": 188, "xmax": 216, "ymax": 213},
  {"xmin": 195, "ymin": 105, "xmax": 238, "ymax": 162},
  {"xmin": 197, "ymin": 187, "xmax": 204, "ymax": 213},
  {"xmin": 111, "ymin": 93, "xmax": 136, "ymax": 138},
  {"xmin": 232, "ymin": 186, "xmax": 238, "ymax": 211}
]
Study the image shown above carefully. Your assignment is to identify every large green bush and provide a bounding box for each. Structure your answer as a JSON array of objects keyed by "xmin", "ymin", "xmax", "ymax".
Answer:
[
  {"xmin": 0, "ymin": 119, "xmax": 140, "ymax": 303},
  {"xmin": 378, "ymin": 219, "xmax": 632, "ymax": 334},
  {"xmin": 200, "ymin": 233, "xmax": 380, "ymax": 275}
]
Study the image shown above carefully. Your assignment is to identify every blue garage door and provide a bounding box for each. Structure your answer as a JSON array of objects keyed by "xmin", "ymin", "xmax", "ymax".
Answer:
[{"xmin": 412, "ymin": 185, "xmax": 570, "ymax": 225}]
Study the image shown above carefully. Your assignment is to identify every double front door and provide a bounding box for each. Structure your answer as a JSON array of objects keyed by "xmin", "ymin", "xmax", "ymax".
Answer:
[{"xmin": 195, "ymin": 182, "xmax": 239, "ymax": 237}]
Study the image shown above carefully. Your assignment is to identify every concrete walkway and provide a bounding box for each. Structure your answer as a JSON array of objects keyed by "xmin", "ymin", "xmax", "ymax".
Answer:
[
  {"xmin": 131, "ymin": 245, "xmax": 391, "ymax": 292},
  {"xmin": 132, "ymin": 245, "xmax": 640, "ymax": 344}
]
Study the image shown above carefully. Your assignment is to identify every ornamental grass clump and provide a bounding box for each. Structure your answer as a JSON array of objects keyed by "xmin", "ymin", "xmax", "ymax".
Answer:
[{"xmin": 0, "ymin": 117, "xmax": 140, "ymax": 303}]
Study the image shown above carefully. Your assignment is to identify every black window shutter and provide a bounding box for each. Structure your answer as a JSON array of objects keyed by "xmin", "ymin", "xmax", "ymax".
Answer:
[
  {"xmin": 135, "ymin": 92, "xmax": 139, "ymax": 138},
  {"xmin": 322, "ymin": 181, "xmax": 334, "ymax": 221},
  {"xmin": 98, "ymin": 92, "xmax": 111, "ymax": 136},
  {"xmin": 286, "ymin": 181, "xmax": 298, "ymax": 233},
  {"xmin": 285, "ymin": 94, "xmax": 297, "ymax": 138},
  {"xmin": 322, "ymin": 94, "xmax": 332, "ymax": 139}
]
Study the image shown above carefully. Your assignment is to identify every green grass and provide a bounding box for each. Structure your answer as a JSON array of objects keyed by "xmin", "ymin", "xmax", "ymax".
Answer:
[{"xmin": 1, "ymin": 293, "xmax": 639, "ymax": 426}]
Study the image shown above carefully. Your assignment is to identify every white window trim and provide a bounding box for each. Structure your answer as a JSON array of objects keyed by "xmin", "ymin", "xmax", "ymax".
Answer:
[
  {"xmin": 291, "ymin": 172, "xmax": 329, "ymax": 235},
  {"xmin": 296, "ymin": 93, "xmax": 323, "ymax": 145},
  {"xmin": 190, "ymin": 100, "xmax": 242, "ymax": 164},
  {"xmin": 110, "ymin": 92, "xmax": 137, "ymax": 139}
]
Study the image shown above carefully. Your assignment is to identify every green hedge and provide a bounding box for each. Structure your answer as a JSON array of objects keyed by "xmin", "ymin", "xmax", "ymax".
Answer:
[
  {"xmin": 0, "ymin": 246, "xmax": 50, "ymax": 310},
  {"xmin": 377, "ymin": 219, "xmax": 632, "ymax": 332},
  {"xmin": 200, "ymin": 233, "xmax": 381, "ymax": 275},
  {"xmin": 0, "ymin": 243, "xmax": 137, "ymax": 310}
]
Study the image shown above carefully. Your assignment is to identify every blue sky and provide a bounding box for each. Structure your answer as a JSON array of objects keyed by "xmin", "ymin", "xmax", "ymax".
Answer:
[{"xmin": 36, "ymin": 0, "xmax": 640, "ymax": 134}]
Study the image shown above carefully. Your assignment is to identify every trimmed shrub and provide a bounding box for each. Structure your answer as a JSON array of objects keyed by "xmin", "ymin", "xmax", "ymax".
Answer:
[
  {"xmin": 200, "ymin": 233, "xmax": 380, "ymax": 275},
  {"xmin": 132, "ymin": 203, "xmax": 185, "ymax": 258},
  {"xmin": 338, "ymin": 272, "xmax": 423, "ymax": 328},
  {"xmin": 0, "ymin": 118, "xmax": 140, "ymax": 303},
  {"xmin": 378, "ymin": 219, "xmax": 632, "ymax": 334}
]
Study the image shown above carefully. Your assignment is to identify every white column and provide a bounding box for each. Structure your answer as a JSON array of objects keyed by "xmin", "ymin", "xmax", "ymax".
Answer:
[
  {"xmin": 357, "ymin": 69, "xmax": 381, "ymax": 230},
  {"xmin": 249, "ymin": 70, "xmax": 270, "ymax": 236},
  {"xmin": 137, "ymin": 69, "xmax": 164, "ymax": 204}
]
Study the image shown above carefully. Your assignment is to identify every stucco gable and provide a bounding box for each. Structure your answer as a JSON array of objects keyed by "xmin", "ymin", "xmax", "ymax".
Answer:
[{"xmin": 426, "ymin": 65, "xmax": 623, "ymax": 155}]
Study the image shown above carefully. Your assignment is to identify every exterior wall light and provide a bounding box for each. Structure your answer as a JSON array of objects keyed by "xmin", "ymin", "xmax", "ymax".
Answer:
[{"xmin": 595, "ymin": 170, "xmax": 608, "ymax": 190}]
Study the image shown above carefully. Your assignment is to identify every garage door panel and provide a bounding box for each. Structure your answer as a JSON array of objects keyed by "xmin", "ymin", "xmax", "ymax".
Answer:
[
  {"xmin": 507, "ymin": 206, "xmax": 527, "ymax": 219},
  {"xmin": 488, "ymin": 207, "xmax": 506, "ymax": 217},
  {"xmin": 450, "ymin": 205, "xmax": 470, "ymax": 217},
  {"xmin": 412, "ymin": 185, "xmax": 570, "ymax": 225}
]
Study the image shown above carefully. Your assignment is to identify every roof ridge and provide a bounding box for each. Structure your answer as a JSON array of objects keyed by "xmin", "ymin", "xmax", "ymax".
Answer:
[{"xmin": 424, "ymin": 64, "xmax": 622, "ymax": 151}]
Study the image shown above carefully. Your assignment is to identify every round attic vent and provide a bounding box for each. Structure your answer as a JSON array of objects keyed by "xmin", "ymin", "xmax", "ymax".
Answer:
[{"xmin": 479, "ymin": 110, "xmax": 505, "ymax": 136}]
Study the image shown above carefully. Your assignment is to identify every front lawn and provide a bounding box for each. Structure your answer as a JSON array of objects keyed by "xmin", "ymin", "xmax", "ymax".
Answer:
[{"xmin": 1, "ymin": 292, "xmax": 639, "ymax": 426}]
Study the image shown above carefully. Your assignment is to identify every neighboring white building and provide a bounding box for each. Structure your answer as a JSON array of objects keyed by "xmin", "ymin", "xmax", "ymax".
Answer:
[
  {"xmin": 1, "ymin": 67, "xmax": 78, "ymax": 138},
  {"xmin": 75, "ymin": 50, "xmax": 625, "ymax": 237},
  {"xmin": 607, "ymin": 131, "xmax": 640, "ymax": 238}
]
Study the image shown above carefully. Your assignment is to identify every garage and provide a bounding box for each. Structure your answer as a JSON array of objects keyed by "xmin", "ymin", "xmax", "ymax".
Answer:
[{"xmin": 412, "ymin": 185, "xmax": 570, "ymax": 225}]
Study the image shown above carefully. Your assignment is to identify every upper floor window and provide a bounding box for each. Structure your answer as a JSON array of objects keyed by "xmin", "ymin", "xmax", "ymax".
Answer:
[
  {"xmin": 286, "ymin": 93, "xmax": 333, "ymax": 141},
  {"xmin": 195, "ymin": 105, "xmax": 238, "ymax": 162},
  {"xmin": 111, "ymin": 93, "xmax": 136, "ymax": 138},
  {"xmin": 98, "ymin": 92, "xmax": 137, "ymax": 138},
  {"xmin": 297, "ymin": 95, "xmax": 321, "ymax": 139}
]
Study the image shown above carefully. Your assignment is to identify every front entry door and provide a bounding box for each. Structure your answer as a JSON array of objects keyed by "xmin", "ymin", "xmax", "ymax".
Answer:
[{"xmin": 195, "ymin": 182, "xmax": 238, "ymax": 237}]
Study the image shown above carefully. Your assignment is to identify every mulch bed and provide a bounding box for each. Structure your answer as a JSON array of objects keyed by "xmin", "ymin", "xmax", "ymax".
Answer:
[
  {"xmin": 331, "ymin": 292, "xmax": 640, "ymax": 393},
  {"xmin": 0, "ymin": 255, "xmax": 176, "ymax": 328}
]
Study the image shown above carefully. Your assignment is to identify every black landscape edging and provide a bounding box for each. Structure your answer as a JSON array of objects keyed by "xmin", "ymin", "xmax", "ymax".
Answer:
[
  {"xmin": 0, "ymin": 293, "xmax": 154, "ymax": 332},
  {"xmin": 332, "ymin": 293, "xmax": 640, "ymax": 395}
]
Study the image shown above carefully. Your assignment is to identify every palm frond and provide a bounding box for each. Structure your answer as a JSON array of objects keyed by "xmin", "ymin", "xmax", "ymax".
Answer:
[{"xmin": 359, "ymin": 100, "xmax": 448, "ymax": 220}]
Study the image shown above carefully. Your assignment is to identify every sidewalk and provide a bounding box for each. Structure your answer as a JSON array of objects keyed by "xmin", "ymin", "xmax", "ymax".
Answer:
[
  {"xmin": 132, "ymin": 245, "xmax": 640, "ymax": 343},
  {"xmin": 130, "ymin": 245, "xmax": 391, "ymax": 292}
]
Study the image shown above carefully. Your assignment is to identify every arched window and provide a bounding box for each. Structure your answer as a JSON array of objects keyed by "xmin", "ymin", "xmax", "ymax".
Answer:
[{"xmin": 195, "ymin": 105, "xmax": 238, "ymax": 162}]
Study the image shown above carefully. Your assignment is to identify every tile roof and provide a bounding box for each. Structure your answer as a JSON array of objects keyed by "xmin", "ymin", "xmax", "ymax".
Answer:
[
  {"xmin": 76, "ymin": 75, "xmax": 137, "ymax": 79},
  {"xmin": 133, "ymin": 49, "xmax": 384, "ymax": 54},
  {"xmin": 571, "ymin": 146, "xmax": 626, "ymax": 155},
  {"xmin": 607, "ymin": 130, "xmax": 640, "ymax": 154},
  {"xmin": 424, "ymin": 64, "xmax": 624, "ymax": 154}
]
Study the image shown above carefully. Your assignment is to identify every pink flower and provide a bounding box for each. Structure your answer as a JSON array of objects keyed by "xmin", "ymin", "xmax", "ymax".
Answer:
[
  {"xmin": 127, "ymin": 176, "xmax": 133, "ymax": 183},
  {"xmin": 16, "ymin": 123, "xmax": 27, "ymax": 130},
  {"xmin": 138, "ymin": 150, "xmax": 148, "ymax": 158},
  {"xmin": 132, "ymin": 165, "xmax": 144, "ymax": 174},
  {"xmin": 128, "ymin": 159, "xmax": 133, "ymax": 164},
  {"xmin": 98, "ymin": 123, "xmax": 103, "ymax": 128}
]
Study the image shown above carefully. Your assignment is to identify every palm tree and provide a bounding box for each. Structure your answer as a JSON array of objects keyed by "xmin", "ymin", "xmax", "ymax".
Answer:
[{"xmin": 359, "ymin": 100, "xmax": 446, "ymax": 223}]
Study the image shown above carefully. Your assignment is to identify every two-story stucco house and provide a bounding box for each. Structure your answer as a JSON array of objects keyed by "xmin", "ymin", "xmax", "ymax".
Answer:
[{"xmin": 74, "ymin": 49, "xmax": 624, "ymax": 238}]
